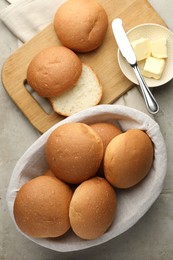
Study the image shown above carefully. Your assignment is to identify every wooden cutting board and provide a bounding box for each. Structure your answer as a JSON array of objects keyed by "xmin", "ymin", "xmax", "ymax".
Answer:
[{"xmin": 2, "ymin": 0, "xmax": 166, "ymax": 133}]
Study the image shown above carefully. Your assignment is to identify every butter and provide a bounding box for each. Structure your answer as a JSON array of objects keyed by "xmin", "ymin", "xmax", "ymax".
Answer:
[
  {"xmin": 142, "ymin": 57, "xmax": 165, "ymax": 79},
  {"xmin": 138, "ymin": 60, "xmax": 145, "ymax": 70},
  {"xmin": 130, "ymin": 36, "xmax": 167, "ymax": 79},
  {"xmin": 131, "ymin": 38, "xmax": 151, "ymax": 61},
  {"xmin": 151, "ymin": 38, "xmax": 167, "ymax": 58}
]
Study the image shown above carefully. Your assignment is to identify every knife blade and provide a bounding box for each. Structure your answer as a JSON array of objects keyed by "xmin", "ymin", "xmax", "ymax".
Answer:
[
  {"xmin": 112, "ymin": 18, "xmax": 136, "ymax": 65},
  {"xmin": 111, "ymin": 18, "xmax": 159, "ymax": 114}
]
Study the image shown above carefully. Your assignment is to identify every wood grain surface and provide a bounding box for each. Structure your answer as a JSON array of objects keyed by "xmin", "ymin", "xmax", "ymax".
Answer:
[{"xmin": 2, "ymin": 0, "xmax": 166, "ymax": 133}]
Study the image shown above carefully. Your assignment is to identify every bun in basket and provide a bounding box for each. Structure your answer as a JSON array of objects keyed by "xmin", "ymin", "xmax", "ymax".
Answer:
[
  {"xmin": 27, "ymin": 46, "xmax": 82, "ymax": 97},
  {"xmin": 104, "ymin": 129, "xmax": 154, "ymax": 188},
  {"xmin": 90, "ymin": 122, "xmax": 122, "ymax": 153},
  {"xmin": 69, "ymin": 177, "xmax": 117, "ymax": 240},
  {"xmin": 43, "ymin": 169, "xmax": 55, "ymax": 177},
  {"xmin": 49, "ymin": 63, "xmax": 103, "ymax": 116},
  {"xmin": 45, "ymin": 122, "xmax": 103, "ymax": 184},
  {"xmin": 54, "ymin": 0, "xmax": 108, "ymax": 52},
  {"xmin": 13, "ymin": 176, "xmax": 73, "ymax": 238}
]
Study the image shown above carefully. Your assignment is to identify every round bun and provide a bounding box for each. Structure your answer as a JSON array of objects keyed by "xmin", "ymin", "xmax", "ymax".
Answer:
[
  {"xmin": 43, "ymin": 169, "xmax": 55, "ymax": 177},
  {"xmin": 27, "ymin": 46, "xmax": 82, "ymax": 97},
  {"xmin": 13, "ymin": 176, "xmax": 73, "ymax": 238},
  {"xmin": 45, "ymin": 122, "xmax": 103, "ymax": 184},
  {"xmin": 54, "ymin": 0, "xmax": 108, "ymax": 52},
  {"xmin": 104, "ymin": 129, "xmax": 154, "ymax": 188},
  {"xmin": 90, "ymin": 122, "xmax": 122, "ymax": 153},
  {"xmin": 69, "ymin": 177, "xmax": 117, "ymax": 240}
]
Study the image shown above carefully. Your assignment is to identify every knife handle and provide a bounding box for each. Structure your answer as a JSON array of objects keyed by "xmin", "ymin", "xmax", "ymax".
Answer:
[{"xmin": 132, "ymin": 64, "xmax": 159, "ymax": 114}]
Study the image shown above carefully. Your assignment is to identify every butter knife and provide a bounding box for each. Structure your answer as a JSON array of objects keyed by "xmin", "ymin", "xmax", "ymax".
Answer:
[{"xmin": 112, "ymin": 18, "xmax": 159, "ymax": 114}]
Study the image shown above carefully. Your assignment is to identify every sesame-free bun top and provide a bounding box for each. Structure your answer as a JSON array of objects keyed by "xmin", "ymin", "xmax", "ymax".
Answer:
[
  {"xmin": 104, "ymin": 129, "xmax": 154, "ymax": 188},
  {"xmin": 45, "ymin": 122, "xmax": 103, "ymax": 184},
  {"xmin": 13, "ymin": 176, "xmax": 73, "ymax": 238},
  {"xmin": 69, "ymin": 177, "xmax": 117, "ymax": 240},
  {"xmin": 90, "ymin": 122, "xmax": 122, "ymax": 153},
  {"xmin": 27, "ymin": 46, "xmax": 82, "ymax": 97},
  {"xmin": 54, "ymin": 0, "xmax": 108, "ymax": 52},
  {"xmin": 43, "ymin": 169, "xmax": 55, "ymax": 177}
]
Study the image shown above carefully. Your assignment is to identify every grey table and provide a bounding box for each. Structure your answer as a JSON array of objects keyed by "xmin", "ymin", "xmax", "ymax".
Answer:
[{"xmin": 0, "ymin": 0, "xmax": 173, "ymax": 259}]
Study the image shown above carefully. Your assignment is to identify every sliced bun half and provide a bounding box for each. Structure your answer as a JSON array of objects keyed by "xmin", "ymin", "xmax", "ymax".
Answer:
[{"xmin": 49, "ymin": 63, "xmax": 103, "ymax": 116}]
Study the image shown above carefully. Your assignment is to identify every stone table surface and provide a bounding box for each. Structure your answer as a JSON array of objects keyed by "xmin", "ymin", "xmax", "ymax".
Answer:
[{"xmin": 0, "ymin": 0, "xmax": 173, "ymax": 259}]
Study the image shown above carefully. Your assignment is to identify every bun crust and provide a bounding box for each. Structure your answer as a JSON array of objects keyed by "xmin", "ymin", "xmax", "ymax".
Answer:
[
  {"xmin": 54, "ymin": 0, "xmax": 108, "ymax": 52},
  {"xmin": 45, "ymin": 123, "xmax": 103, "ymax": 184},
  {"xmin": 90, "ymin": 122, "xmax": 122, "ymax": 153},
  {"xmin": 13, "ymin": 176, "xmax": 72, "ymax": 238},
  {"xmin": 43, "ymin": 169, "xmax": 55, "ymax": 177},
  {"xmin": 104, "ymin": 129, "xmax": 154, "ymax": 188},
  {"xmin": 27, "ymin": 46, "xmax": 82, "ymax": 97},
  {"xmin": 69, "ymin": 177, "xmax": 117, "ymax": 240}
]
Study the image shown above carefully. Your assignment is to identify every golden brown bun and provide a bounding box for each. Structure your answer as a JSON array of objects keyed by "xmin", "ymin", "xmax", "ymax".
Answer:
[
  {"xmin": 45, "ymin": 122, "xmax": 103, "ymax": 184},
  {"xmin": 43, "ymin": 170, "xmax": 77, "ymax": 192},
  {"xmin": 43, "ymin": 169, "xmax": 55, "ymax": 177},
  {"xmin": 69, "ymin": 177, "xmax": 117, "ymax": 240},
  {"xmin": 90, "ymin": 122, "xmax": 122, "ymax": 153},
  {"xmin": 90, "ymin": 122, "xmax": 122, "ymax": 177},
  {"xmin": 27, "ymin": 46, "xmax": 82, "ymax": 97},
  {"xmin": 13, "ymin": 176, "xmax": 73, "ymax": 238},
  {"xmin": 54, "ymin": 0, "xmax": 108, "ymax": 52},
  {"xmin": 104, "ymin": 129, "xmax": 154, "ymax": 188}
]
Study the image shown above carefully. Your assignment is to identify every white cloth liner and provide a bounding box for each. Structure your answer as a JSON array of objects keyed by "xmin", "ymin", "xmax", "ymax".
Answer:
[
  {"xmin": 1, "ymin": 0, "xmax": 65, "ymax": 43},
  {"xmin": 6, "ymin": 105, "xmax": 167, "ymax": 252}
]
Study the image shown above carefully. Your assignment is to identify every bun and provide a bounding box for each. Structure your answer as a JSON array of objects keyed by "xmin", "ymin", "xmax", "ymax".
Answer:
[
  {"xmin": 90, "ymin": 122, "xmax": 122, "ymax": 153},
  {"xmin": 49, "ymin": 63, "xmax": 103, "ymax": 116},
  {"xmin": 90, "ymin": 122, "xmax": 122, "ymax": 176},
  {"xmin": 54, "ymin": 0, "xmax": 108, "ymax": 52},
  {"xmin": 69, "ymin": 177, "xmax": 117, "ymax": 240},
  {"xmin": 104, "ymin": 129, "xmax": 154, "ymax": 188},
  {"xmin": 13, "ymin": 176, "xmax": 72, "ymax": 238},
  {"xmin": 27, "ymin": 46, "xmax": 82, "ymax": 97},
  {"xmin": 45, "ymin": 122, "xmax": 103, "ymax": 184},
  {"xmin": 43, "ymin": 169, "xmax": 55, "ymax": 177}
]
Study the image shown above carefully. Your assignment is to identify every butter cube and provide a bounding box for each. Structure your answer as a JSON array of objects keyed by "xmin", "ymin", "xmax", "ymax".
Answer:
[
  {"xmin": 142, "ymin": 57, "xmax": 165, "ymax": 79},
  {"xmin": 138, "ymin": 60, "xmax": 145, "ymax": 70},
  {"xmin": 131, "ymin": 38, "xmax": 151, "ymax": 61},
  {"xmin": 151, "ymin": 38, "xmax": 167, "ymax": 58}
]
